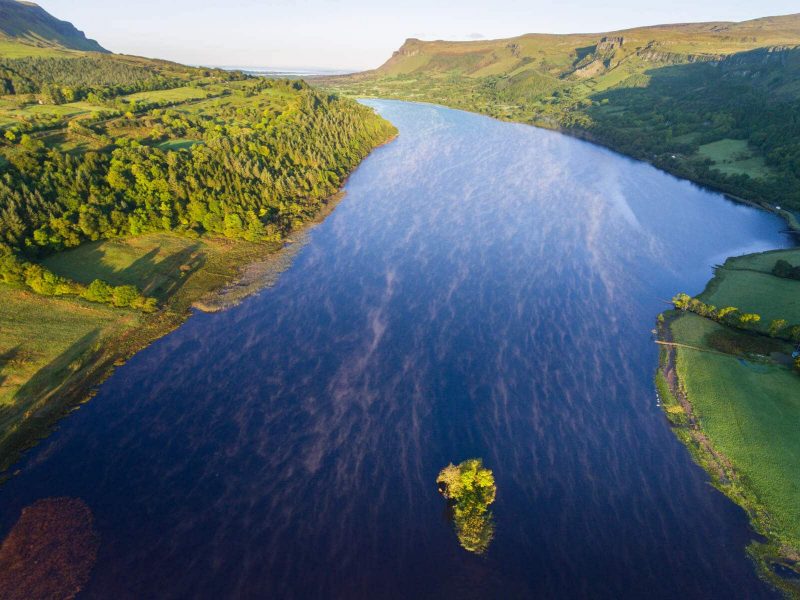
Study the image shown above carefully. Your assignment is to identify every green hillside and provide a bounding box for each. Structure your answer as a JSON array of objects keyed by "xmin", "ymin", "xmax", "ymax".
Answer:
[
  {"xmin": 0, "ymin": 4, "xmax": 397, "ymax": 472},
  {"xmin": 0, "ymin": 0, "xmax": 107, "ymax": 52},
  {"xmin": 324, "ymin": 14, "xmax": 800, "ymax": 210}
]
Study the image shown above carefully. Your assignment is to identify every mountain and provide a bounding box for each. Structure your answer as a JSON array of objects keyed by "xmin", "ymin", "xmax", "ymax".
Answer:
[
  {"xmin": 371, "ymin": 14, "xmax": 800, "ymax": 79},
  {"xmin": 0, "ymin": 0, "xmax": 107, "ymax": 52},
  {"xmin": 324, "ymin": 14, "xmax": 800, "ymax": 210}
]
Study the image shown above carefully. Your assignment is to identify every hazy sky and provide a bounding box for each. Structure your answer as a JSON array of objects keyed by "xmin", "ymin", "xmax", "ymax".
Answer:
[{"xmin": 37, "ymin": 0, "xmax": 800, "ymax": 71}]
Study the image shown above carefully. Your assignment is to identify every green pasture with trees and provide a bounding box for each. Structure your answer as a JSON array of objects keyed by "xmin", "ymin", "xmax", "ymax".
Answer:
[
  {"xmin": 660, "ymin": 247, "xmax": 800, "ymax": 591},
  {"xmin": 0, "ymin": 29, "xmax": 396, "ymax": 473}
]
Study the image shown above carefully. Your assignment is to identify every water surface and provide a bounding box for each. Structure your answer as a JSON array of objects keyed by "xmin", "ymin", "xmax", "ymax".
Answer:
[{"xmin": 0, "ymin": 100, "xmax": 793, "ymax": 598}]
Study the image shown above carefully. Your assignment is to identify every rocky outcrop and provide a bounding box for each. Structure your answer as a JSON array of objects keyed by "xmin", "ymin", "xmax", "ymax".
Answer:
[{"xmin": 636, "ymin": 41, "xmax": 721, "ymax": 64}]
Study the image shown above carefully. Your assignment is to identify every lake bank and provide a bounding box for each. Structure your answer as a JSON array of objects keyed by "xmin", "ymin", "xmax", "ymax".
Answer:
[
  {"xmin": 0, "ymin": 234, "xmax": 276, "ymax": 476},
  {"xmin": 0, "ymin": 146, "xmax": 394, "ymax": 477},
  {"xmin": 0, "ymin": 100, "xmax": 791, "ymax": 598},
  {"xmin": 657, "ymin": 248, "xmax": 800, "ymax": 596},
  {"xmin": 319, "ymin": 84, "xmax": 800, "ymax": 237}
]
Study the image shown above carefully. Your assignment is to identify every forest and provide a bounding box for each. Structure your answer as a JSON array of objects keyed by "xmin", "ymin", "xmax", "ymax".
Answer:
[
  {"xmin": 0, "ymin": 57, "xmax": 396, "ymax": 309},
  {"xmin": 0, "ymin": 32, "xmax": 397, "ymax": 471}
]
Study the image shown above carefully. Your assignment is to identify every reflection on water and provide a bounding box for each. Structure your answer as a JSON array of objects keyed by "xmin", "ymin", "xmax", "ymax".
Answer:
[
  {"xmin": 0, "ymin": 100, "xmax": 793, "ymax": 599},
  {"xmin": 437, "ymin": 459, "xmax": 496, "ymax": 554}
]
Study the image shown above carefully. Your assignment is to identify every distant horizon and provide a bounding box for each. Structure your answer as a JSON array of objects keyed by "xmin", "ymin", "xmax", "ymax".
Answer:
[
  {"xmin": 209, "ymin": 65, "xmax": 356, "ymax": 75},
  {"xmin": 34, "ymin": 1, "xmax": 800, "ymax": 70}
]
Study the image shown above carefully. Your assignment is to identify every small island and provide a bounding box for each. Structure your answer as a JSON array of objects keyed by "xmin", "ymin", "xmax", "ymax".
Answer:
[{"xmin": 437, "ymin": 459, "xmax": 497, "ymax": 554}]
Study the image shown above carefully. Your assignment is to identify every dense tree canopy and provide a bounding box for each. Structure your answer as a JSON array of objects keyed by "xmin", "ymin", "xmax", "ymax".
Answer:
[
  {"xmin": 437, "ymin": 459, "xmax": 497, "ymax": 554},
  {"xmin": 0, "ymin": 59, "xmax": 396, "ymax": 311}
]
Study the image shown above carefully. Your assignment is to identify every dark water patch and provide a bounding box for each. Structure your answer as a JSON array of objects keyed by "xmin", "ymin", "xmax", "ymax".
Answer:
[
  {"xmin": 0, "ymin": 497, "xmax": 98, "ymax": 600},
  {"xmin": 0, "ymin": 100, "xmax": 791, "ymax": 599},
  {"xmin": 772, "ymin": 562, "xmax": 800, "ymax": 580}
]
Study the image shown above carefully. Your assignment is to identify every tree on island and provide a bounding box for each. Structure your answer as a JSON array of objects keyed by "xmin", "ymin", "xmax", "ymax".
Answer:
[{"xmin": 437, "ymin": 458, "xmax": 497, "ymax": 554}]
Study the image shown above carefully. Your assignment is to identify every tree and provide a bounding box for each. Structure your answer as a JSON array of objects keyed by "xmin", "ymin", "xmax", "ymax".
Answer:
[
  {"xmin": 83, "ymin": 279, "xmax": 112, "ymax": 303},
  {"xmin": 111, "ymin": 284, "xmax": 140, "ymax": 308},
  {"xmin": 672, "ymin": 293, "xmax": 691, "ymax": 311},
  {"xmin": 738, "ymin": 313, "xmax": 761, "ymax": 328},
  {"xmin": 769, "ymin": 319, "xmax": 789, "ymax": 337},
  {"xmin": 437, "ymin": 459, "xmax": 496, "ymax": 554},
  {"xmin": 717, "ymin": 307, "xmax": 740, "ymax": 323}
]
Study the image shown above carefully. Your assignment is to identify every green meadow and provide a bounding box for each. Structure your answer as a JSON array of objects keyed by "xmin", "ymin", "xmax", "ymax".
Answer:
[
  {"xmin": 699, "ymin": 248, "xmax": 800, "ymax": 329},
  {"xmin": 120, "ymin": 86, "xmax": 213, "ymax": 104},
  {"xmin": 671, "ymin": 313, "xmax": 800, "ymax": 549},
  {"xmin": 697, "ymin": 139, "xmax": 771, "ymax": 180},
  {"xmin": 0, "ymin": 232, "xmax": 280, "ymax": 472},
  {"xmin": 665, "ymin": 247, "xmax": 800, "ymax": 580}
]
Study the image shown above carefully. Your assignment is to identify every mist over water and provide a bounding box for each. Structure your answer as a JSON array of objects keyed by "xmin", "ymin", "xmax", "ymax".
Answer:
[{"xmin": 0, "ymin": 100, "xmax": 792, "ymax": 598}]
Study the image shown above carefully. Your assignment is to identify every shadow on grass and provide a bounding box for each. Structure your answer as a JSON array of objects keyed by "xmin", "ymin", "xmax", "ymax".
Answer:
[
  {"xmin": 0, "ymin": 346, "xmax": 21, "ymax": 389},
  {"xmin": 121, "ymin": 243, "xmax": 206, "ymax": 301},
  {"xmin": 47, "ymin": 241, "xmax": 207, "ymax": 304},
  {"xmin": 1, "ymin": 329, "xmax": 111, "ymax": 475},
  {"xmin": 11, "ymin": 329, "xmax": 102, "ymax": 408}
]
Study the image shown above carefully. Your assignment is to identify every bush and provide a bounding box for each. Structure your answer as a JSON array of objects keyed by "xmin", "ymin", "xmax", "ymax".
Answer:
[
  {"xmin": 772, "ymin": 259, "xmax": 800, "ymax": 281},
  {"xmin": 83, "ymin": 279, "xmax": 113, "ymax": 303},
  {"xmin": 111, "ymin": 284, "xmax": 141, "ymax": 308}
]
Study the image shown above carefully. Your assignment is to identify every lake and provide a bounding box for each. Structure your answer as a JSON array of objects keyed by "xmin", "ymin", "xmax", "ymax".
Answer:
[{"xmin": 0, "ymin": 100, "xmax": 792, "ymax": 598}]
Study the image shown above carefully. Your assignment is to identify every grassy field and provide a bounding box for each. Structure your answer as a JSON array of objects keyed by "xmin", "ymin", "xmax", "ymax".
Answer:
[
  {"xmin": 697, "ymin": 139, "xmax": 771, "ymax": 180},
  {"xmin": 699, "ymin": 248, "xmax": 800, "ymax": 329},
  {"xmin": 0, "ymin": 40, "xmax": 75, "ymax": 58},
  {"xmin": 42, "ymin": 233, "xmax": 279, "ymax": 308},
  {"xmin": 0, "ymin": 232, "xmax": 280, "ymax": 473},
  {"xmin": 0, "ymin": 100, "xmax": 106, "ymax": 126},
  {"xmin": 44, "ymin": 234, "xmax": 207, "ymax": 303},
  {"xmin": 671, "ymin": 313, "xmax": 800, "ymax": 549},
  {"xmin": 120, "ymin": 86, "xmax": 212, "ymax": 104},
  {"xmin": 662, "ymin": 246, "xmax": 800, "ymax": 588},
  {"xmin": 0, "ymin": 287, "xmax": 136, "ymax": 407},
  {"xmin": 156, "ymin": 138, "xmax": 201, "ymax": 151}
]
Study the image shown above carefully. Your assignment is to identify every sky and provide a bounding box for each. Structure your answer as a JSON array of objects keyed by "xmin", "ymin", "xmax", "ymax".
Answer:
[{"xmin": 37, "ymin": 0, "xmax": 800, "ymax": 71}]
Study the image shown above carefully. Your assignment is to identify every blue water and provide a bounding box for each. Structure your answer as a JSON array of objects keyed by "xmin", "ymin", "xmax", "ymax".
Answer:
[{"xmin": 0, "ymin": 101, "xmax": 793, "ymax": 598}]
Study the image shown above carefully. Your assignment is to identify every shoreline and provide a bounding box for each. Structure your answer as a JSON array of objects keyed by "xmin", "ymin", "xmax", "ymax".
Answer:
[
  {"xmin": 0, "ymin": 133, "xmax": 398, "ymax": 480},
  {"xmin": 656, "ymin": 311, "xmax": 800, "ymax": 597},
  {"xmin": 348, "ymin": 103, "xmax": 800, "ymax": 590},
  {"xmin": 335, "ymin": 93, "xmax": 800, "ymax": 237}
]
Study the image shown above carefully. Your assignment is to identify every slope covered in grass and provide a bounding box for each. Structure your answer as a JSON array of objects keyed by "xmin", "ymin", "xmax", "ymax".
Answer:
[
  {"xmin": 324, "ymin": 13, "xmax": 800, "ymax": 209},
  {"xmin": 0, "ymin": 0, "xmax": 106, "ymax": 52}
]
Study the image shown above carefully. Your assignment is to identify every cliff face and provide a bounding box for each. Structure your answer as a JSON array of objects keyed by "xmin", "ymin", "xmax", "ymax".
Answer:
[{"xmin": 0, "ymin": 0, "xmax": 108, "ymax": 52}]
